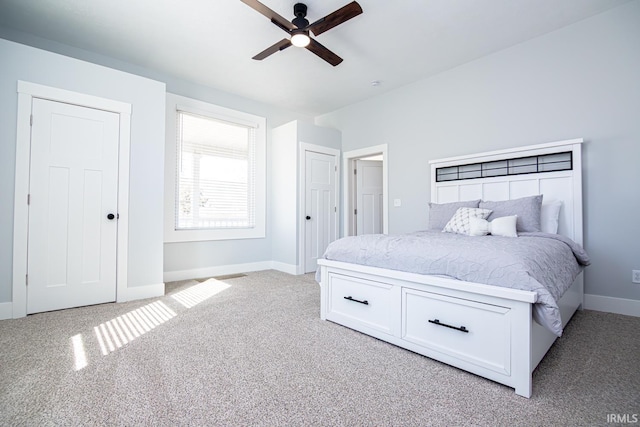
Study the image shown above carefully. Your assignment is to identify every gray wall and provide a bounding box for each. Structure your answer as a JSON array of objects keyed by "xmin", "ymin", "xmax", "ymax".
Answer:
[
  {"xmin": 270, "ymin": 121, "xmax": 342, "ymax": 269},
  {"xmin": 316, "ymin": 1, "xmax": 640, "ymax": 302},
  {"xmin": 2, "ymin": 1, "xmax": 638, "ymax": 304},
  {"xmin": 0, "ymin": 27, "xmax": 310, "ymax": 278},
  {"xmin": 160, "ymin": 86, "xmax": 310, "ymax": 276},
  {"xmin": 0, "ymin": 38, "xmax": 166, "ymax": 303}
]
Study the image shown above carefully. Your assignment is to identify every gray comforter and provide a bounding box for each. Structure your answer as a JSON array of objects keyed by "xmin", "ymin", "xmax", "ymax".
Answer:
[{"xmin": 316, "ymin": 230, "xmax": 590, "ymax": 336}]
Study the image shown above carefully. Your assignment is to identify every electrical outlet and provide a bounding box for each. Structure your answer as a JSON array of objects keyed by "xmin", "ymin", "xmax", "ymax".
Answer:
[{"xmin": 633, "ymin": 270, "xmax": 640, "ymax": 284}]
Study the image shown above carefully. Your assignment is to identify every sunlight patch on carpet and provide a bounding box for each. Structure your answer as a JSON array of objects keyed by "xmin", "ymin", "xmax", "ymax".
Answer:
[
  {"xmin": 93, "ymin": 301, "xmax": 177, "ymax": 356},
  {"xmin": 171, "ymin": 278, "xmax": 231, "ymax": 308},
  {"xmin": 76, "ymin": 280, "xmax": 228, "ymax": 366},
  {"xmin": 70, "ymin": 334, "xmax": 88, "ymax": 371}
]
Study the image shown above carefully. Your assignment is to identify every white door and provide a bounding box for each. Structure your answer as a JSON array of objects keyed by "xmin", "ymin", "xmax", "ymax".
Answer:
[
  {"xmin": 304, "ymin": 150, "xmax": 337, "ymax": 273},
  {"xmin": 27, "ymin": 98, "xmax": 120, "ymax": 314},
  {"xmin": 355, "ymin": 160, "xmax": 383, "ymax": 235}
]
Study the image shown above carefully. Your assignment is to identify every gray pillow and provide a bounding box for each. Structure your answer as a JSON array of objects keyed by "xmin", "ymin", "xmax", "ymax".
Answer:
[
  {"xmin": 479, "ymin": 195, "xmax": 543, "ymax": 232},
  {"xmin": 428, "ymin": 200, "xmax": 480, "ymax": 230}
]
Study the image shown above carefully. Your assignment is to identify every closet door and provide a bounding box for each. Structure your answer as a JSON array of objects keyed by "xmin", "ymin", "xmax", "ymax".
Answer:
[
  {"xmin": 27, "ymin": 98, "xmax": 119, "ymax": 313},
  {"xmin": 304, "ymin": 150, "xmax": 337, "ymax": 273}
]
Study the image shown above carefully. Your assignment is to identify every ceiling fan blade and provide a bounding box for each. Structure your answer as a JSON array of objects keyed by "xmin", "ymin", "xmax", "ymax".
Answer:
[
  {"xmin": 306, "ymin": 38, "xmax": 343, "ymax": 66},
  {"xmin": 308, "ymin": 1, "xmax": 363, "ymax": 36},
  {"xmin": 240, "ymin": 0, "xmax": 295, "ymax": 32},
  {"xmin": 252, "ymin": 38, "xmax": 292, "ymax": 60}
]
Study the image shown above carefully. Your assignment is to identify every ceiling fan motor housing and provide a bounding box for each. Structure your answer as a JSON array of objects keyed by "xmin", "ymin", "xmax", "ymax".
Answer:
[
  {"xmin": 293, "ymin": 3, "xmax": 308, "ymax": 18},
  {"xmin": 292, "ymin": 3, "xmax": 309, "ymax": 28}
]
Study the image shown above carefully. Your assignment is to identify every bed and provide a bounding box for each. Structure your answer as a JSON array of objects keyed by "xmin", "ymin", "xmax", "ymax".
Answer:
[{"xmin": 316, "ymin": 139, "xmax": 587, "ymax": 398}]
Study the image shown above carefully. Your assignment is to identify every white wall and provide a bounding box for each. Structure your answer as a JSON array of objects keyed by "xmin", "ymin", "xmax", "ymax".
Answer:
[
  {"xmin": 0, "ymin": 38, "xmax": 166, "ymax": 305},
  {"xmin": 316, "ymin": 2, "xmax": 640, "ymax": 304}
]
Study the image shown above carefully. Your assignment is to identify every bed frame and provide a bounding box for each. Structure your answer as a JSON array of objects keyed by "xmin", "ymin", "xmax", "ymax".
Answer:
[{"xmin": 318, "ymin": 139, "xmax": 584, "ymax": 398}]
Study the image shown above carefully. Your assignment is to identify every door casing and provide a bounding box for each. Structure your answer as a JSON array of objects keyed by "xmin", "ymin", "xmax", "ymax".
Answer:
[{"xmin": 12, "ymin": 81, "xmax": 131, "ymax": 318}]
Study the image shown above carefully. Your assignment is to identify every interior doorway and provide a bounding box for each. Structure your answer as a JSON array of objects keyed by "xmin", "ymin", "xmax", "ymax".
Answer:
[{"xmin": 343, "ymin": 144, "xmax": 388, "ymax": 237}]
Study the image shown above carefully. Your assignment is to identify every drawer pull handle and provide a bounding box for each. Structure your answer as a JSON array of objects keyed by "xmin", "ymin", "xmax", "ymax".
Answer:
[
  {"xmin": 428, "ymin": 318, "xmax": 469, "ymax": 333},
  {"xmin": 344, "ymin": 296, "xmax": 369, "ymax": 305}
]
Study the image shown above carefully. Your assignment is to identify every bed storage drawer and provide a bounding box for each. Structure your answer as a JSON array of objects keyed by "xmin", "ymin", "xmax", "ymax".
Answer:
[
  {"xmin": 326, "ymin": 273, "xmax": 401, "ymax": 336},
  {"xmin": 402, "ymin": 288, "xmax": 512, "ymax": 375}
]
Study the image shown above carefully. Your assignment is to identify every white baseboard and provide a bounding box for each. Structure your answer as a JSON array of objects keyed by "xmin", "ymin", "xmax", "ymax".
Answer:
[
  {"xmin": 163, "ymin": 261, "xmax": 304, "ymax": 282},
  {"xmin": 584, "ymin": 293, "xmax": 640, "ymax": 317},
  {"xmin": 270, "ymin": 261, "xmax": 302, "ymax": 275},
  {"xmin": 117, "ymin": 283, "xmax": 165, "ymax": 303},
  {"xmin": 0, "ymin": 302, "xmax": 13, "ymax": 320},
  {"xmin": 163, "ymin": 261, "xmax": 274, "ymax": 283}
]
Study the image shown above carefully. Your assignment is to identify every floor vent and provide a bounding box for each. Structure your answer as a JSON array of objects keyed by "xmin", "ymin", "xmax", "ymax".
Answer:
[{"xmin": 210, "ymin": 273, "xmax": 247, "ymax": 280}]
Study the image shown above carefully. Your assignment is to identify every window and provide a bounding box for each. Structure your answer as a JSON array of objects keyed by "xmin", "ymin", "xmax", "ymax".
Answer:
[
  {"xmin": 176, "ymin": 111, "xmax": 256, "ymax": 230},
  {"xmin": 435, "ymin": 151, "xmax": 572, "ymax": 182},
  {"xmin": 165, "ymin": 94, "xmax": 266, "ymax": 242}
]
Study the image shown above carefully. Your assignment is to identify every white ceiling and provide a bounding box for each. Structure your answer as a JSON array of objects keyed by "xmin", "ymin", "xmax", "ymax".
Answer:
[{"xmin": 0, "ymin": 0, "xmax": 630, "ymax": 116}]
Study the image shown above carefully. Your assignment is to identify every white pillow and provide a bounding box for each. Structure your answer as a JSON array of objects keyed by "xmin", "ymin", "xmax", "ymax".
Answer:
[
  {"xmin": 541, "ymin": 200, "xmax": 562, "ymax": 234},
  {"xmin": 469, "ymin": 215, "xmax": 518, "ymax": 238},
  {"xmin": 443, "ymin": 207, "xmax": 492, "ymax": 235}
]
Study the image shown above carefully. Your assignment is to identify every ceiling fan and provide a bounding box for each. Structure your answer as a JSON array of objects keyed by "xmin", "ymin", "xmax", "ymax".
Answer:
[{"xmin": 240, "ymin": 0, "xmax": 363, "ymax": 66}]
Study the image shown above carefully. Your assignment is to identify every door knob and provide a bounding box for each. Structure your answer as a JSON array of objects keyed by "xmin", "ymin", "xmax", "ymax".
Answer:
[
  {"xmin": 306, "ymin": 216, "xmax": 311, "ymax": 220},
  {"xmin": 107, "ymin": 213, "xmax": 116, "ymax": 220}
]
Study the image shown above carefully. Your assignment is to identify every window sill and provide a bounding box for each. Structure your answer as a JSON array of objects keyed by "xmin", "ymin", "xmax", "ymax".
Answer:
[{"xmin": 164, "ymin": 226, "xmax": 265, "ymax": 243}]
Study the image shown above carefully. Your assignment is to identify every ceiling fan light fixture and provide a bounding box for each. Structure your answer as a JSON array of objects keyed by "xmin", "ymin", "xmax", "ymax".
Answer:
[{"xmin": 291, "ymin": 30, "xmax": 310, "ymax": 47}]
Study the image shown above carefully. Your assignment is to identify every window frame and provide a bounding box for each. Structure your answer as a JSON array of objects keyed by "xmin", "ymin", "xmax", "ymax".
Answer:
[{"xmin": 164, "ymin": 93, "xmax": 266, "ymax": 242}]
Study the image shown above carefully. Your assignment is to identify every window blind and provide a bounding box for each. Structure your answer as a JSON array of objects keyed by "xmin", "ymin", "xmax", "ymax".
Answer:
[{"xmin": 175, "ymin": 110, "xmax": 257, "ymax": 230}]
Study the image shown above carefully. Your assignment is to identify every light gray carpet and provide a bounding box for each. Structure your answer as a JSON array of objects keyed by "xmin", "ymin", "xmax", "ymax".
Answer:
[{"xmin": 1, "ymin": 270, "xmax": 638, "ymax": 426}]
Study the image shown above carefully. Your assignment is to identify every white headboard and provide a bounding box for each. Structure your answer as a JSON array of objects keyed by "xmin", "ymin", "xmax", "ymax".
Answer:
[{"xmin": 430, "ymin": 139, "xmax": 583, "ymax": 245}]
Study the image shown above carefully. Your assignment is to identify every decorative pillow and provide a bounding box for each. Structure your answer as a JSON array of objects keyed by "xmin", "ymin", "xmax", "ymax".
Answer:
[
  {"xmin": 428, "ymin": 200, "xmax": 480, "ymax": 230},
  {"xmin": 479, "ymin": 195, "xmax": 543, "ymax": 232},
  {"xmin": 443, "ymin": 207, "xmax": 493, "ymax": 235},
  {"xmin": 469, "ymin": 215, "xmax": 518, "ymax": 237},
  {"xmin": 541, "ymin": 200, "xmax": 562, "ymax": 234}
]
